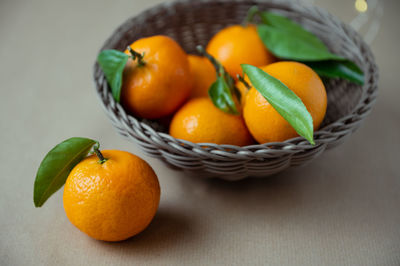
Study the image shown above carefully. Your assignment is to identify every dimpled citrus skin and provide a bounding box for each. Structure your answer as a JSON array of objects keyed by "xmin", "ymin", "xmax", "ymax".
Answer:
[
  {"xmin": 188, "ymin": 55, "xmax": 216, "ymax": 98},
  {"xmin": 169, "ymin": 98, "xmax": 253, "ymax": 146},
  {"xmin": 206, "ymin": 24, "xmax": 274, "ymax": 79},
  {"xmin": 63, "ymin": 150, "xmax": 160, "ymax": 242},
  {"xmin": 243, "ymin": 61, "xmax": 327, "ymax": 143},
  {"xmin": 121, "ymin": 35, "xmax": 192, "ymax": 119}
]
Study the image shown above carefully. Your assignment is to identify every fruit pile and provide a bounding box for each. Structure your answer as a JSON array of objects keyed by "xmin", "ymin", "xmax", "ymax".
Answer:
[
  {"xmin": 34, "ymin": 6, "xmax": 365, "ymax": 243},
  {"xmin": 98, "ymin": 7, "xmax": 363, "ymax": 146}
]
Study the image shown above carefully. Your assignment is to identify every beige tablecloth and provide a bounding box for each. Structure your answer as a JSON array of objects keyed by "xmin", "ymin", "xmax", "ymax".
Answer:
[{"xmin": 1, "ymin": 0, "xmax": 399, "ymax": 265}]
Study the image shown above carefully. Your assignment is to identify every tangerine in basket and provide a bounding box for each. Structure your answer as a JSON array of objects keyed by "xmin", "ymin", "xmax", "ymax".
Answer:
[
  {"xmin": 121, "ymin": 35, "xmax": 192, "ymax": 119},
  {"xmin": 206, "ymin": 24, "xmax": 275, "ymax": 79},
  {"xmin": 242, "ymin": 61, "xmax": 327, "ymax": 143},
  {"xmin": 188, "ymin": 54, "xmax": 216, "ymax": 98},
  {"xmin": 169, "ymin": 97, "xmax": 253, "ymax": 146}
]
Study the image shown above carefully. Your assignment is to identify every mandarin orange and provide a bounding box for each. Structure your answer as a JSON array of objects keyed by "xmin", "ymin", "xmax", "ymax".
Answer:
[
  {"xmin": 206, "ymin": 24, "xmax": 274, "ymax": 79},
  {"xmin": 243, "ymin": 62, "xmax": 327, "ymax": 143},
  {"xmin": 188, "ymin": 55, "xmax": 216, "ymax": 98},
  {"xmin": 63, "ymin": 150, "xmax": 160, "ymax": 242},
  {"xmin": 169, "ymin": 98, "xmax": 252, "ymax": 146},
  {"xmin": 121, "ymin": 35, "xmax": 192, "ymax": 119}
]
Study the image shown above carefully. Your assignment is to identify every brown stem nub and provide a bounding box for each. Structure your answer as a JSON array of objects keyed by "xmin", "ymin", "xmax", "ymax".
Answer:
[
  {"xmin": 127, "ymin": 46, "xmax": 146, "ymax": 66},
  {"xmin": 93, "ymin": 145, "xmax": 107, "ymax": 164}
]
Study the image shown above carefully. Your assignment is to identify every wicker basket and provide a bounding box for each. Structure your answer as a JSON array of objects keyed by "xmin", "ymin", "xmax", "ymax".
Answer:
[{"xmin": 93, "ymin": 0, "xmax": 378, "ymax": 180}]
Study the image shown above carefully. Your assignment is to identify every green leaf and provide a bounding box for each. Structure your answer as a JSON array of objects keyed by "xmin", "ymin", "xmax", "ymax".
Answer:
[
  {"xmin": 305, "ymin": 60, "xmax": 364, "ymax": 85},
  {"xmin": 256, "ymin": 11, "xmax": 364, "ymax": 85},
  {"xmin": 208, "ymin": 76, "xmax": 239, "ymax": 115},
  {"xmin": 97, "ymin": 50, "xmax": 129, "ymax": 102},
  {"xmin": 34, "ymin": 137, "xmax": 97, "ymax": 207},
  {"xmin": 241, "ymin": 64, "xmax": 315, "ymax": 145},
  {"xmin": 257, "ymin": 24, "xmax": 343, "ymax": 61},
  {"xmin": 259, "ymin": 12, "xmax": 329, "ymax": 52}
]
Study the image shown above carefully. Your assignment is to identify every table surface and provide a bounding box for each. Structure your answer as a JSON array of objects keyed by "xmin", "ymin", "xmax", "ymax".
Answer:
[{"xmin": 1, "ymin": 0, "xmax": 399, "ymax": 265}]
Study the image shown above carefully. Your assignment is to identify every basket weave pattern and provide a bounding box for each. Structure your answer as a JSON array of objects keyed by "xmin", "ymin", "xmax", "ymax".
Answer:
[{"xmin": 93, "ymin": 0, "xmax": 378, "ymax": 180}]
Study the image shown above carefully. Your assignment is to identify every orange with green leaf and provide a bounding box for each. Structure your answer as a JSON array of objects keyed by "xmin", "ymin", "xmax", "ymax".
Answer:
[
  {"xmin": 98, "ymin": 35, "xmax": 192, "ymax": 119},
  {"xmin": 34, "ymin": 138, "xmax": 160, "ymax": 242},
  {"xmin": 241, "ymin": 62, "xmax": 327, "ymax": 144}
]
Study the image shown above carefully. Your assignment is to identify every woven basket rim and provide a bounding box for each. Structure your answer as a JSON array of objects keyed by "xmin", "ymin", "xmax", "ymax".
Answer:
[{"xmin": 93, "ymin": 0, "xmax": 379, "ymax": 157}]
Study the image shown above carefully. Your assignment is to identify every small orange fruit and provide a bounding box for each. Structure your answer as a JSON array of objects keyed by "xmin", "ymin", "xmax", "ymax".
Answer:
[
  {"xmin": 121, "ymin": 35, "xmax": 192, "ymax": 119},
  {"xmin": 206, "ymin": 24, "xmax": 274, "ymax": 79},
  {"xmin": 169, "ymin": 98, "xmax": 253, "ymax": 146},
  {"xmin": 243, "ymin": 61, "xmax": 327, "ymax": 143},
  {"xmin": 63, "ymin": 150, "xmax": 160, "ymax": 242},
  {"xmin": 188, "ymin": 55, "xmax": 216, "ymax": 98}
]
